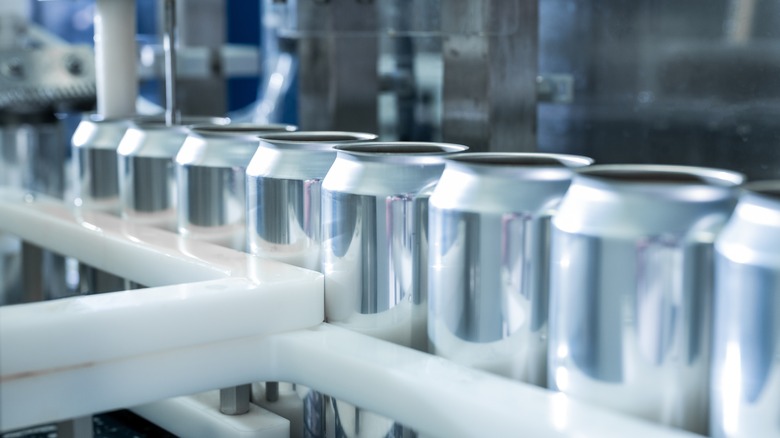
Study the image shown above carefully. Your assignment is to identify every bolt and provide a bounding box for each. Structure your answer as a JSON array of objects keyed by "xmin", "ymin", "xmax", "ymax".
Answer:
[
  {"xmin": 2, "ymin": 58, "xmax": 24, "ymax": 79},
  {"xmin": 65, "ymin": 55, "xmax": 83, "ymax": 76}
]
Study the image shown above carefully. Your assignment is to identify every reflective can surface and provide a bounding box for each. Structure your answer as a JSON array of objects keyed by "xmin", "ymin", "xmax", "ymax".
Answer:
[
  {"xmin": 428, "ymin": 153, "xmax": 592, "ymax": 385},
  {"xmin": 71, "ymin": 115, "xmax": 131, "ymax": 213},
  {"xmin": 321, "ymin": 142, "xmax": 468, "ymax": 350},
  {"xmin": 711, "ymin": 181, "xmax": 780, "ymax": 438},
  {"xmin": 246, "ymin": 131, "xmax": 377, "ymax": 271},
  {"xmin": 548, "ymin": 164, "xmax": 744, "ymax": 434},
  {"xmin": 175, "ymin": 123, "xmax": 295, "ymax": 250},
  {"xmin": 118, "ymin": 122, "xmax": 190, "ymax": 229}
]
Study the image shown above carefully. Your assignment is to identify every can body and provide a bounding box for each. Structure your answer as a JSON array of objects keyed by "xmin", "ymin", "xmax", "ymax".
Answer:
[
  {"xmin": 711, "ymin": 182, "xmax": 780, "ymax": 438},
  {"xmin": 247, "ymin": 132, "xmax": 376, "ymax": 271},
  {"xmin": 548, "ymin": 165, "xmax": 743, "ymax": 434},
  {"xmin": 72, "ymin": 115, "xmax": 130, "ymax": 213},
  {"xmin": 71, "ymin": 115, "xmax": 131, "ymax": 293},
  {"xmin": 176, "ymin": 124, "xmax": 295, "ymax": 250},
  {"xmin": 428, "ymin": 153, "xmax": 592, "ymax": 385},
  {"xmin": 118, "ymin": 123, "xmax": 192, "ymax": 230},
  {"xmin": 321, "ymin": 142, "xmax": 467, "ymax": 351}
]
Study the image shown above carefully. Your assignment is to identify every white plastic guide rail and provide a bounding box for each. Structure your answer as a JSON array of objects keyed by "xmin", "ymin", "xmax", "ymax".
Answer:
[{"xmin": 0, "ymin": 188, "xmax": 702, "ymax": 438}]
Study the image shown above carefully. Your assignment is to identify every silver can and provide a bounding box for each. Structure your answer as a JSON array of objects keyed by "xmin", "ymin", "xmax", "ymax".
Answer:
[
  {"xmin": 428, "ymin": 153, "xmax": 592, "ymax": 385},
  {"xmin": 176, "ymin": 123, "xmax": 296, "ymax": 250},
  {"xmin": 321, "ymin": 142, "xmax": 468, "ymax": 349},
  {"xmin": 71, "ymin": 115, "xmax": 133, "ymax": 293},
  {"xmin": 71, "ymin": 115, "xmax": 131, "ymax": 213},
  {"xmin": 548, "ymin": 164, "xmax": 744, "ymax": 434},
  {"xmin": 247, "ymin": 131, "xmax": 377, "ymax": 271},
  {"xmin": 117, "ymin": 122, "xmax": 189, "ymax": 230},
  {"xmin": 117, "ymin": 117, "xmax": 228, "ymax": 230},
  {"xmin": 711, "ymin": 181, "xmax": 780, "ymax": 438},
  {"xmin": 322, "ymin": 142, "xmax": 466, "ymax": 438}
]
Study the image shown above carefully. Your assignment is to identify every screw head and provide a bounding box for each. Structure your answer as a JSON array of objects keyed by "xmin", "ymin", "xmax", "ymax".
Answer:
[{"xmin": 1, "ymin": 58, "xmax": 24, "ymax": 79}]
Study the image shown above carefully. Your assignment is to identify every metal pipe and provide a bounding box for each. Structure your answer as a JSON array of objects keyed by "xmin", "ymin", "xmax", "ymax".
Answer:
[{"xmin": 163, "ymin": 0, "xmax": 179, "ymax": 126}]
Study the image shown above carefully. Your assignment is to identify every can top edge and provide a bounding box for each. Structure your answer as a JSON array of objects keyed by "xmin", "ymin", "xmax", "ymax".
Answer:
[
  {"xmin": 446, "ymin": 152, "xmax": 593, "ymax": 169},
  {"xmin": 190, "ymin": 123, "xmax": 297, "ymax": 136},
  {"xmin": 128, "ymin": 122, "xmax": 191, "ymax": 132},
  {"xmin": 576, "ymin": 164, "xmax": 745, "ymax": 188},
  {"xmin": 258, "ymin": 131, "xmax": 378, "ymax": 149},
  {"xmin": 334, "ymin": 141, "xmax": 469, "ymax": 156}
]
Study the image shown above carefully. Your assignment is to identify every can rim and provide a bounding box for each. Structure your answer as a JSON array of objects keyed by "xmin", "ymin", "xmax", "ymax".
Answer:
[
  {"xmin": 190, "ymin": 123, "xmax": 297, "ymax": 136},
  {"xmin": 334, "ymin": 141, "xmax": 468, "ymax": 156},
  {"xmin": 446, "ymin": 152, "xmax": 593, "ymax": 168},
  {"xmin": 258, "ymin": 131, "xmax": 378, "ymax": 150},
  {"xmin": 576, "ymin": 164, "xmax": 744, "ymax": 187}
]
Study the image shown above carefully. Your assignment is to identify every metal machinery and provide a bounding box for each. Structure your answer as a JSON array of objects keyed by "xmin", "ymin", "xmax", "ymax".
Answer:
[{"xmin": 1, "ymin": 0, "xmax": 780, "ymax": 437}]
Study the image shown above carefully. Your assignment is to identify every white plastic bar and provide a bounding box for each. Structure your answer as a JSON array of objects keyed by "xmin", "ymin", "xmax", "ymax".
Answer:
[
  {"xmin": 0, "ymin": 189, "xmax": 323, "ymax": 431},
  {"xmin": 0, "ymin": 189, "xmax": 702, "ymax": 437},
  {"xmin": 132, "ymin": 391, "xmax": 290, "ymax": 438},
  {"xmin": 94, "ymin": 0, "xmax": 138, "ymax": 118}
]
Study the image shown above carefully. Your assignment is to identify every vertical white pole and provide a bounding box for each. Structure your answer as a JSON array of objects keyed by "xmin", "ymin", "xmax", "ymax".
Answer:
[{"xmin": 94, "ymin": 0, "xmax": 138, "ymax": 119}]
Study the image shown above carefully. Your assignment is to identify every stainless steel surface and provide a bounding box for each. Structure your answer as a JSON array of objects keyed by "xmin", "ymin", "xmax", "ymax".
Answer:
[
  {"xmin": 165, "ymin": 0, "xmax": 227, "ymax": 116},
  {"xmin": 441, "ymin": 0, "xmax": 537, "ymax": 152},
  {"xmin": 548, "ymin": 164, "xmax": 744, "ymax": 434},
  {"xmin": 163, "ymin": 0, "xmax": 179, "ymax": 126},
  {"xmin": 176, "ymin": 123, "xmax": 296, "ymax": 250},
  {"xmin": 137, "ymin": 44, "xmax": 260, "ymax": 80},
  {"xmin": 71, "ymin": 115, "xmax": 131, "ymax": 213},
  {"xmin": 296, "ymin": 0, "xmax": 379, "ymax": 134},
  {"xmin": 246, "ymin": 131, "xmax": 377, "ymax": 271},
  {"xmin": 219, "ymin": 384, "xmax": 251, "ymax": 416},
  {"xmin": 428, "ymin": 153, "xmax": 592, "ymax": 385},
  {"xmin": 117, "ymin": 122, "xmax": 190, "ymax": 229},
  {"xmin": 321, "ymin": 142, "xmax": 468, "ymax": 350},
  {"xmin": 711, "ymin": 181, "xmax": 780, "ymax": 438}
]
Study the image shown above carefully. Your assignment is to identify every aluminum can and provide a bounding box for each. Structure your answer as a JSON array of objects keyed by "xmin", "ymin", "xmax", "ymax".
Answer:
[
  {"xmin": 548, "ymin": 164, "xmax": 744, "ymax": 434},
  {"xmin": 322, "ymin": 142, "xmax": 468, "ymax": 350},
  {"xmin": 1, "ymin": 113, "xmax": 70, "ymax": 302},
  {"xmin": 176, "ymin": 123, "xmax": 295, "ymax": 250},
  {"xmin": 711, "ymin": 181, "xmax": 780, "ymax": 438},
  {"xmin": 71, "ymin": 115, "xmax": 131, "ymax": 213},
  {"xmin": 117, "ymin": 117, "xmax": 228, "ymax": 230},
  {"xmin": 428, "ymin": 153, "xmax": 592, "ymax": 386},
  {"xmin": 71, "ymin": 115, "xmax": 134, "ymax": 293},
  {"xmin": 246, "ymin": 131, "xmax": 377, "ymax": 271},
  {"xmin": 321, "ymin": 142, "xmax": 467, "ymax": 438}
]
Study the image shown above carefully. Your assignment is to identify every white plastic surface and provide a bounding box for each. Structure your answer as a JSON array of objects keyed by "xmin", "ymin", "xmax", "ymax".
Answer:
[
  {"xmin": 132, "ymin": 391, "xmax": 289, "ymax": 438},
  {"xmin": 94, "ymin": 0, "xmax": 138, "ymax": 118},
  {"xmin": 0, "ymin": 189, "xmax": 703, "ymax": 437}
]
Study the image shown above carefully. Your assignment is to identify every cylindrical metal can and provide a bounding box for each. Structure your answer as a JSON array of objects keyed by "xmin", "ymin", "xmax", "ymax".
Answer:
[
  {"xmin": 117, "ymin": 117, "xmax": 228, "ymax": 230},
  {"xmin": 711, "ymin": 181, "xmax": 780, "ymax": 438},
  {"xmin": 176, "ymin": 123, "xmax": 296, "ymax": 250},
  {"xmin": 246, "ymin": 131, "xmax": 377, "ymax": 271},
  {"xmin": 321, "ymin": 142, "xmax": 468, "ymax": 350},
  {"xmin": 246, "ymin": 131, "xmax": 377, "ymax": 438},
  {"xmin": 71, "ymin": 115, "xmax": 133, "ymax": 294},
  {"xmin": 548, "ymin": 164, "xmax": 744, "ymax": 434},
  {"xmin": 322, "ymin": 142, "xmax": 466, "ymax": 438},
  {"xmin": 71, "ymin": 115, "xmax": 131, "ymax": 213},
  {"xmin": 428, "ymin": 153, "xmax": 592, "ymax": 385}
]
